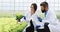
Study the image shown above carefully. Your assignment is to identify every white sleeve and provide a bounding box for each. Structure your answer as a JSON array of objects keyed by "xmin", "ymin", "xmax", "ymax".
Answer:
[
  {"xmin": 31, "ymin": 15, "xmax": 44, "ymax": 27},
  {"xmin": 20, "ymin": 11, "xmax": 29, "ymax": 22},
  {"xmin": 20, "ymin": 17, "xmax": 26, "ymax": 22},
  {"xmin": 42, "ymin": 19, "xmax": 50, "ymax": 23}
]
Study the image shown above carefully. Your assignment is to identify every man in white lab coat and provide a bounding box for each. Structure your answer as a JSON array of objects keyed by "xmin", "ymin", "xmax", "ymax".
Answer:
[{"xmin": 40, "ymin": 1, "xmax": 60, "ymax": 32}]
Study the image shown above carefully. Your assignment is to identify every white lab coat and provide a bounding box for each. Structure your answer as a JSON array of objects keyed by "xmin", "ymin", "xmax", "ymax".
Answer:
[
  {"xmin": 43, "ymin": 8, "xmax": 60, "ymax": 32},
  {"xmin": 20, "ymin": 11, "xmax": 31, "ymax": 32},
  {"xmin": 30, "ymin": 13, "xmax": 44, "ymax": 29},
  {"xmin": 21, "ymin": 11, "xmax": 44, "ymax": 32}
]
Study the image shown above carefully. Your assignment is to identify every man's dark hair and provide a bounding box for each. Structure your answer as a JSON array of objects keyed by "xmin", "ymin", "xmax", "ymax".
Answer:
[
  {"xmin": 32, "ymin": 3, "xmax": 37, "ymax": 11},
  {"xmin": 40, "ymin": 2, "xmax": 48, "ymax": 7}
]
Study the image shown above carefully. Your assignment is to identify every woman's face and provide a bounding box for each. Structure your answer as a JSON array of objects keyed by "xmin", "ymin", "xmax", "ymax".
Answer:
[{"xmin": 30, "ymin": 5, "xmax": 35, "ymax": 14}]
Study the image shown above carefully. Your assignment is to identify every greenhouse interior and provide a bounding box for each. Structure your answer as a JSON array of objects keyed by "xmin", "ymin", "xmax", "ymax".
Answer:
[{"xmin": 0, "ymin": 0, "xmax": 60, "ymax": 32}]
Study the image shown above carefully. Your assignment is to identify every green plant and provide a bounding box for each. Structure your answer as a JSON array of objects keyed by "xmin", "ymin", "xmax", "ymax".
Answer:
[
  {"xmin": 0, "ymin": 18, "xmax": 27, "ymax": 32},
  {"xmin": 16, "ymin": 13, "xmax": 23, "ymax": 21}
]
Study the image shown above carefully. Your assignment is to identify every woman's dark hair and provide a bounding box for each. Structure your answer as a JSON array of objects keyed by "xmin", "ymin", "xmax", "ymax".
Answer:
[
  {"xmin": 40, "ymin": 2, "xmax": 48, "ymax": 7},
  {"xmin": 32, "ymin": 3, "xmax": 37, "ymax": 12}
]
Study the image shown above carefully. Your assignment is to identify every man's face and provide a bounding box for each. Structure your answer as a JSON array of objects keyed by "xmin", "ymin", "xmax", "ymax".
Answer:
[
  {"xmin": 41, "ymin": 6, "xmax": 44, "ymax": 11},
  {"xmin": 30, "ymin": 5, "xmax": 35, "ymax": 14},
  {"xmin": 40, "ymin": 6, "xmax": 46, "ymax": 13}
]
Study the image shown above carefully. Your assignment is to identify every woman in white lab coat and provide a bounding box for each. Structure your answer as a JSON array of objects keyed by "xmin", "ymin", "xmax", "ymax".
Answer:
[{"xmin": 20, "ymin": 3, "xmax": 37, "ymax": 32}]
